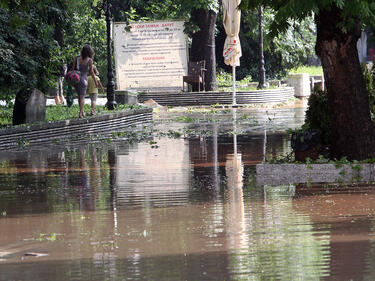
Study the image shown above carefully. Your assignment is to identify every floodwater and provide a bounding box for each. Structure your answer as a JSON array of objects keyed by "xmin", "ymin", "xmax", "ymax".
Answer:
[{"xmin": 1, "ymin": 104, "xmax": 375, "ymax": 280}]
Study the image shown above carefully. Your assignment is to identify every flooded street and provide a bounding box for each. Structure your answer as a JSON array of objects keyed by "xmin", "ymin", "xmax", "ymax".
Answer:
[{"xmin": 1, "ymin": 104, "xmax": 375, "ymax": 280}]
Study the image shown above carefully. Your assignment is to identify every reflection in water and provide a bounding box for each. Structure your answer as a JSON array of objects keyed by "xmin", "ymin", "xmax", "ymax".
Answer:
[
  {"xmin": 225, "ymin": 107, "xmax": 246, "ymax": 263},
  {"xmin": 0, "ymin": 107, "xmax": 375, "ymax": 280},
  {"xmin": 225, "ymin": 152, "xmax": 248, "ymax": 279},
  {"xmin": 294, "ymin": 186, "xmax": 375, "ymax": 280}
]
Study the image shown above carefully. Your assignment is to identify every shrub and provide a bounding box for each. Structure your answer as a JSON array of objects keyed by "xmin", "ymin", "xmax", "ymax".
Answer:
[
  {"xmin": 216, "ymin": 69, "xmax": 233, "ymax": 87},
  {"xmin": 302, "ymin": 63, "xmax": 375, "ymax": 147},
  {"xmin": 303, "ymin": 88, "xmax": 330, "ymax": 145}
]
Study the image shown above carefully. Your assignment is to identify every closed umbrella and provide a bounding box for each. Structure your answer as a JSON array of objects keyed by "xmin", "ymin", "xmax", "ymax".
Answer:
[{"xmin": 222, "ymin": 0, "xmax": 242, "ymax": 106}]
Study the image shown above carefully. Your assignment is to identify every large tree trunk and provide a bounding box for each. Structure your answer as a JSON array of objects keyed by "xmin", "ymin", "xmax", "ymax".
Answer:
[
  {"xmin": 191, "ymin": 9, "xmax": 217, "ymax": 91},
  {"xmin": 315, "ymin": 7, "xmax": 375, "ymax": 160}
]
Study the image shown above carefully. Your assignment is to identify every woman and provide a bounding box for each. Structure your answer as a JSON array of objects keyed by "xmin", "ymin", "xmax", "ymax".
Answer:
[{"xmin": 71, "ymin": 45, "xmax": 97, "ymax": 118}]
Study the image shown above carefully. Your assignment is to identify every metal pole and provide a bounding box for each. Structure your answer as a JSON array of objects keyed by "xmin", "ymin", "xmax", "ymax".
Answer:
[
  {"xmin": 106, "ymin": 0, "xmax": 117, "ymax": 110},
  {"xmin": 258, "ymin": 5, "xmax": 266, "ymax": 89},
  {"xmin": 233, "ymin": 108, "xmax": 237, "ymax": 156},
  {"xmin": 232, "ymin": 65, "xmax": 237, "ymax": 106},
  {"xmin": 263, "ymin": 121, "xmax": 267, "ymax": 162},
  {"xmin": 213, "ymin": 124, "xmax": 219, "ymax": 190}
]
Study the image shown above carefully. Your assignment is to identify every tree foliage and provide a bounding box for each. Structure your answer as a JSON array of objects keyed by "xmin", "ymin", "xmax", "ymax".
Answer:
[
  {"xmin": 0, "ymin": 0, "xmax": 320, "ymax": 102},
  {"xmin": 240, "ymin": 0, "xmax": 375, "ymax": 35},
  {"xmin": 0, "ymin": 0, "xmax": 114, "ymax": 102},
  {"xmin": 0, "ymin": 0, "xmax": 73, "ymax": 102},
  {"xmin": 63, "ymin": 1, "xmax": 107, "ymax": 84},
  {"xmin": 216, "ymin": 8, "xmax": 316, "ymax": 80},
  {"xmin": 270, "ymin": 15, "xmax": 316, "ymax": 72},
  {"xmin": 0, "ymin": 0, "xmax": 222, "ymax": 101}
]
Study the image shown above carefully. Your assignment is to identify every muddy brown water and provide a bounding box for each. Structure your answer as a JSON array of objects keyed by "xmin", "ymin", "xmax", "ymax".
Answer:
[{"xmin": 1, "ymin": 106, "xmax": 375, "ymax": 280}]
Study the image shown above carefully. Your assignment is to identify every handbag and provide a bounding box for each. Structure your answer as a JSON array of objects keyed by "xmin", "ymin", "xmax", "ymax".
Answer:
[{"xmin": 65, "ymin": 56, "xmax": 81, "ymax": 85}]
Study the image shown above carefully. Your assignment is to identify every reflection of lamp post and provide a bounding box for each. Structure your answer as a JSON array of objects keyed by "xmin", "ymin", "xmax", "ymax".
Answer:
[
  {"xmin": 108, "ymin": 148, "xmax": 119, "ymax": 237},
  {"xmin": 226, "ymin": 108, "xmax": 243, "ymax": 187},
  {"xmin": 105, "ymin": 0, "xmax": 116, "ymax": 110},
  {"xmin": 258, "ymin": 5, "xmax": 266, "ymax": 89}
]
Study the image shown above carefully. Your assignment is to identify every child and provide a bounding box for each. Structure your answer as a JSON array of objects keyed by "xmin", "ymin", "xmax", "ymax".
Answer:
[
  {"xmin": 87, "ymin": 65, "xmax": 105, "ymax": 115},
  {"xmin": 49, "ymin": 78, "xmax": 66, "ymax": 105}
]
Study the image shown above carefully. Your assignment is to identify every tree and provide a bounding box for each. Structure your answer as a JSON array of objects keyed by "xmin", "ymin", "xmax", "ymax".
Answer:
[
  {"xmin": 0, "ymin": 0, "xmax": 79, "ymax": 124},
  {"xmin": 216, "ymin": 9, "xmax": 316, "ymax": 81},
  {"xmin": 189, "ymin": 6, "xmax": 218, "ymax": 91},
  {"xmin": 184, "ymin": 1, "xmax": 219, "ymax": 91},
  {"xmin": 63, "ymin": 1, "xmax": 107, "ymax": 84},
  {"xmin": 241, "ymin": 0, "xmax": 375, "ymax": 160},
  {"xmin": 0, "ymin": 0, "xmax": 73, "ymax": 102}
]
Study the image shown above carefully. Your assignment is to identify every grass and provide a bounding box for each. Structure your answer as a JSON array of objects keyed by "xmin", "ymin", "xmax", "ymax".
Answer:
[
  {"xmin": 289, "ymin": 66, "xmax": 323, "ymax": 76},
  {"xmin": 46, "ymin": 104, "xmax": 141, "ymax": 122},
  {"xmin": 0, "ymin": 107, "xmax": 12, "ymax": 127},
  {"xmin": 0, "ymin": 103, "xmax": 143, "ymax": 128}
]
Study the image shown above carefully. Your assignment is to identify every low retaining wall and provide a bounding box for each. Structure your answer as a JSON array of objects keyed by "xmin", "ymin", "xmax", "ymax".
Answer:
[
  {"xmin": 287, "ymin": 73, "xmax": 311, "ymax": 97},
  {"xmin": 0, "ymin": 107, "xmax": 153, "ymax": 149},
  {"xmin": 256, "ymin": 163, "xmax": 375, "ymax": 186},
  {"xmin": 137, "ymin": 87, "xmax": 295, "ymax": 106}
]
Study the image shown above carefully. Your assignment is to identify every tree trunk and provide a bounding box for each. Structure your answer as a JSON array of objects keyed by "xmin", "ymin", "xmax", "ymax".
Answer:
[
  {"xmin": 191, "ymin": 9, "xmax": 217, "ymax": 91},
  {"xmin": 315, "ymin": 7, "xmax": 375, "ymax": 160}
]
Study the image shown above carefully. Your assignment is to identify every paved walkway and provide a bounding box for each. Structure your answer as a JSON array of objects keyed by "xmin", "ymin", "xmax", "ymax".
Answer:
[{"xmin": 46, "ymin": 97, "xmax": 108, "ymax": 106}]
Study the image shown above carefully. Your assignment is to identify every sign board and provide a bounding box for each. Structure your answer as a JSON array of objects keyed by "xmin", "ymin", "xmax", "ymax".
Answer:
[{"xmin": 113, "ymin": 21, "xmax": 188, "ymax": 91}]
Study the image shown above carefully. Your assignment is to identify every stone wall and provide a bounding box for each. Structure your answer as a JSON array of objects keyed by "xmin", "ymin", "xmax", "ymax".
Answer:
[
  {"xmin": 0, "ymin": 107, "xmax": 153, "ymax": 149},
  {"xmin": 137, "ymin": 87, "xmax": 295, "ymax": 106}
]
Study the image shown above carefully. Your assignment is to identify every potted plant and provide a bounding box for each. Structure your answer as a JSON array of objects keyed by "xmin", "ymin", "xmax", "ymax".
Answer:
[{"xmin": 291, "ymin": 129, "xmax": 320, "ymax": 162}]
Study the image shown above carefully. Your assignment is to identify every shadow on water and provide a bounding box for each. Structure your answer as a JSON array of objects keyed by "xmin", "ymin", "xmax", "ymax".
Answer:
[{"xmin": 1, "ymin": 106, "xmax": 375, "ymax": 280}]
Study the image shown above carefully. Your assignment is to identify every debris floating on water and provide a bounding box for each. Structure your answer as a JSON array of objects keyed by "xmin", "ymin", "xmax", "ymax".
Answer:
[{"xmin": 24, "ymin": 252, "xmax": 49, "ymax": 257}]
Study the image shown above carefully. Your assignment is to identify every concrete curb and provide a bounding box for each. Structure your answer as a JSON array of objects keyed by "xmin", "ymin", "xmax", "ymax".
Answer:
[
  {"xmin": 0, "ymin": 107, "xmax": 153, "ymax": 149},
  {"xmin": 256, "ymin": 163, "xmax": 375, "ymax": 186}
]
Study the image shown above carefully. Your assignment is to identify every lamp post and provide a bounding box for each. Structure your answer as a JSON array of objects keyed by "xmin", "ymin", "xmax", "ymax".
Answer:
[
  {"xmin": 105, "ymin": 0, "xmax": 116, "ymax": 110},
  {"xmin": 258, "ymin": 5, "xmax": 266, "ymax": 89}
]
